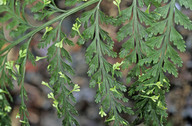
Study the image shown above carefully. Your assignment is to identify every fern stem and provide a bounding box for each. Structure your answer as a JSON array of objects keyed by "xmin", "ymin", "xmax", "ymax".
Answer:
[{"xmin": 19, "ymin": 37, "xmax": 32, "ymax": 126}]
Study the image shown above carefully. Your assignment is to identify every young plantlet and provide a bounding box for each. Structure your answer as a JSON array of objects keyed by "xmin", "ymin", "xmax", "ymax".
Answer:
[
  {"xmin": 55, "ymin": 38, "xmax": 64, "ymax": 48},
  {"xmin": 110, "ymin": 86, "xmax": 121, "ymax": 96},
  {"xmin": 19, "ymin": 120, "xmax": 28, "ymax": 124},
  {"xmin": 105, "ymin": 116, "xmax": 115, "ymax": 122},
  {"xmin": 43, "ymin": 0, "xmax": 51, "ymax": 5},
  {"xmin": 97, "ymin": 81, "xmax": 102, "ymax": 93},
  {"xmin": 48, "ymin": 92, "xmax": 61, "ymax": 113},
  {"xmin": 5, "ymin": 61, "xmax": 14, "ymax": 71},
  {"xmin": 0, "ymin": 0, "xmax": 6, "ymax": 5},
  {"xmin": 35, "ymin": 56, "xmax": 48, "ymax": 61},
  {"xmin": 72, "ymin": 18, "xmax": 83, "ymax": 39},
  {"xmin": 58, "ymin": 71, "xmax": 67, "ymax": 80},
  {"xmin": 68, "ymin": 84, "xmax": 80, "ymax": 95},
  {"xmin": 157, "ymin": 101, "xmax": 167, "ymax": 110},
  {"xmin": 19, "ymin": 49, "xmax": 27, "ymax": 58},
  {"xmin": 48, "ymin": 92, "xmax": 54, "ymax": 99},
  {"xmin": 144, "ymin": 81, "xmax": 163, "ymax": 89},
  {"xmin": 4, "ymin": 106, "xmax": 11, "ymax": 112},
  {"xmin": 145, "ymin": 4, "xmax": 151, "ymax": 14},
  {"xmin": 5, "ymin": 61, "xmax": 17, "ymax": 80},
  {"xmin": 112, "ymin": 61, "xmax": 123, "ymax": 78},
  {"xmin": 16, "ymin": 113, "xmax": 20, "ymax": 119},
  {"xmin": 0, "ymin": 89, "xmax": 8, "ymax": 94},
  {"xmin": 41, "ymin": 81, "xmax": 53, "ymax": 91},
  {"xmin": 150, "ymin": 95, "xmax": 159, "ymax": 102},
  {"xmin": 113, "ymin": 0, "xmax": 121, "ymax": 15},
  {"xmin": 99, "ymin": 106, "xmax": 107, "ymax": 117},
  {"xmin": 42, "ymin": 27, "xmax": 53, "ymax": 38},
  {"xmin": 15, "ymin": 64, "xmax": 20, "ymax": 73},
  {"xmin": 146, "ymin": 88, "xmax": 155, "ymax": 95},
  {"xmin": 139, "ymin": 94, "xmax": 159, "ymax": 102}
]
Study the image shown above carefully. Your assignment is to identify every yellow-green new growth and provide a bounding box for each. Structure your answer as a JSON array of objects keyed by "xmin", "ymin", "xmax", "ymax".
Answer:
[
  {"xmin": 48, "ymin": 92, "xmax": 61, "ymax": 113},
  {"xmin": 145, "ymin": 4, "xmax": 151, "ymax": 14},
  {"xmin": 16, "ymin": 113, "xmax": 20, "ymax": 119},
  {"xmin": 105, "ymin": 116, "xmax": 115, "ymax": 122},
  {"xmin": 19, "ymin": 49, "xmax": 27, "ymax": 58},
  {"xmin": 5, "ymin": 61, "xmax": 14, "ymax": 71},
  {"xmin": 68, "ymin": 84, "xmax": 80, "ymax": 95},
  {"xmin": 110, "ymin": 86, "xmax": 121, "ymax": 96},
  {"xmin": 41, "ymin": 81, "xmax": 53, "ymax": 91},
  {"xmin": 35, "ymin": 56, "xmax": 48, "ymax": 61},
  {"xmin": 43, "ymin": 0, "xmax": 51, "ymax": 5},
  {"xmin": 58, "ymin": 71, "xmax": 67, "ymax": 80},
  {"xmin": 113, "ymin": 61, "xmax": 124, "ymax": 71},
  {"xmin": 0, "ymin": 0, "xmax": 6, "ymax": 5},
  {"xmin": 151, "ymin": 95, "xmax": 159, "ymax": 102},
  {"xmin": 144, "ymin": 81, "xmax": 163, "ymax": 89},
  {"xmin": 97, "ymin": 81, "xmax": 102, "ymax": 92},
  {"xmin": 5, "ymin": 61, "xmax": 17, "ymax": 80},
  {"xmin": 157, "ymin": 101, "xmax": 167, "ymax": 110},
  {"xmin": 99, "ymin": 106, "xmax": 107, "ymax": 117},
  {"xmin": 112, "ymin": 61, "xmax": 124, "ymax": 78},
  {"xmin": 55, "ymin": 38, "xmax": 64, "ymax": 48},
  {"xmin": 140, "ymin": 94, "xmax": 160, "ymax": 102},
  {"xmin": 4, "ymin": 106, "xmax": 11, "ymax": 112},
  {"xmin": 113, "ymin": 0, "xmax": 121, "ymax": 15},
  {"xmin": 16, "ymin": 111, "xmax": 27, "ymax": 124},
  {"xmin": 72, "ymin": 18, "xmax": 84, "ymax": 39},
  {"xmin": 0, "ymin": 89, "xmax": 8, "ymax": 94},
  {"xmin": 43, "ymin": 27, "xmax": 53, "ymax": 38}
]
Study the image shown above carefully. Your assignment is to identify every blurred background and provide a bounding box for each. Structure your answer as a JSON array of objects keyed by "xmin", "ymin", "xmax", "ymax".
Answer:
[{"xmin": 1, "ymin": 0, "xmax": 192, "ymax": 126}]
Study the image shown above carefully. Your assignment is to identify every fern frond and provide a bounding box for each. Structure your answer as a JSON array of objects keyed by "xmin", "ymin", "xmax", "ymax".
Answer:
[
  {"xmin": 178, "ymin": 0, "xmax": 192, "ymax": 10},
  {"xmin": 175, "ymin": 8, "xmax": 192, "ymax": 30},
  {"xmin": 73, "ymin": 1, "xmax": 134, "ymax": 125}
]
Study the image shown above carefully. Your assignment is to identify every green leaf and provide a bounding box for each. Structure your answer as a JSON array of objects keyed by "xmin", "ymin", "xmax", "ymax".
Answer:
[
  {"xmin": 153, "ymin": 3, "xmax": 170, "ymax": 20},
  {"xmin": 170, "ymin": 27, "xmax": 186, "ymax": 52},
  {"xmin": 137, "ymin": 8, "xmax": 153, "ymax": 25},
  {"xmin": 10, "ymin": 25, "xmax": 30, "ymax": 38},
  {"xmin": 28, "ymin": 51, "xmax": 36, "ymax": 66},
  {"xmin": 6, "ymin": 20, "xmax": 19, "ymax": 30},
  {"xmin": 87, "ymin": 55, "xmax": 99, "ymax": 76},
  {"xmin": 82, "ymin": 24, "xmax": 95, "ymax": 40},
  {"xmin": 178, "ymin": 0, "xmax": 192, "ymax": 10},
  {"xmin": 166, "ymin": 45, "xmax": 183, "ymax": 67},
  {"xmin": 60, "ymin": 48, "xmax": 72, "ymax": 62},
  {"xmin": 119, "ymin": 36, "xmax": 134, "ymax": 58},
  {"xmin": 100, "ymin": 40, "xmax": 117, "ymax": 58},
  {"xmin": 137, "ymin": 23, "xmax": 148, "ymax": 40},
  {"xmin": 174, "ymin": 8, "xmax": 192, "ymax": 30},
  {"xmin": 0, "ymin": 13, "xmax": 12, "ymax": 23},
  {"xmin": 65, "ymin": 0, "xmax": 78, "ymax": 6},
  {"xmin": 163, "ymin": 59, "xmax": 178, "ymax": 77},
  {"xmin": 117, "ymin": 20, "xmax": 133, "ymax": 41},
  {"xmin": 35, "ymin": 56, "xmax": 47, "ymax": 62},
  {"xmin": 144, "ymin": 0, "xmax": 161, "ymax": 7},
  {"xmin": 99, "ymin": 10, "xmax": 116, "ymax": 25},
  {"xmin": 126, "ymin": 49, "xmax": 137, "ymax": 63},
  {"xmin": 80, "ymin": 9, "xmax": 95, "ymax": 27},
  {"xmin": 146, "ymin": 35, "xmax": 164, "ymax": 49},
  {"xmin": 116, "ymin": 5, "xmax": 133, "ymax": 25},
  {"xmin": 31, "ymin": 2, "xmax": 44, "ymax": 12},
  {"xmin": 139, "ymin": 50, "xmax": 161, "ymax": 66},
  {"xmin": 85, "ymin": 39, "xmax": 96, "ymax": 63},
  {"xmin": 147, "ymin": 20, "xmax": 167, "ymax": 35},
  {"xmin": 138, "ymin": 0, "xmax": 144, "ymax": 7}
]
